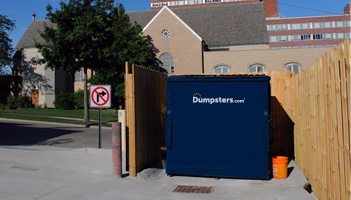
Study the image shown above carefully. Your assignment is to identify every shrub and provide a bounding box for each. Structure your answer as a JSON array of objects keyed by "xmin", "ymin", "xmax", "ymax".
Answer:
[
  {"xmin": 16, "ymin": 96, "xmax": 31, "ymax": 108},
  {"xmin": 74, "ymin": 89, "xmax": 84, "ymax": 109},
  {"xmin": 6, "ymin": 96, "xmax": 31, "ymax": 109},
  {"xmin": 6, "ymin": 96, "xmax": 17, "ymax": 109},
  {"xmin": 0, "ymin": 104, "xmax": 5, "ymax": 109},
  {"xmin": 54, "ymin": 92, "xmax": 75, "ymax": 110}
]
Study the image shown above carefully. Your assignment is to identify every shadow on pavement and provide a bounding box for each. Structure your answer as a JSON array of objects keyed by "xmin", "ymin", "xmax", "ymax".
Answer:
[{"xmin": 0, "ymin": 122, "xmax": 82, "ymax": 146}]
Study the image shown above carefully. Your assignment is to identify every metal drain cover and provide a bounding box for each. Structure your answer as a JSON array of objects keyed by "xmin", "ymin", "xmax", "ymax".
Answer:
[{"xmin": 173, "ymin": 185, "xmax": 214, "ymax": 194}]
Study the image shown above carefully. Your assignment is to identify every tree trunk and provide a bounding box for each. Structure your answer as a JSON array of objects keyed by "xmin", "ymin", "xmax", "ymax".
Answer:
[{"xmin": 84, "ymin": 67, "xmax": 90, "ymax": 123}]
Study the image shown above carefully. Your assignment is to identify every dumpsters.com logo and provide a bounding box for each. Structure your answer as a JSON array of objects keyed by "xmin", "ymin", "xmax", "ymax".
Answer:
[{"xmin": 193, "ymin": 93, "xmax": 246, "ymax": 104}]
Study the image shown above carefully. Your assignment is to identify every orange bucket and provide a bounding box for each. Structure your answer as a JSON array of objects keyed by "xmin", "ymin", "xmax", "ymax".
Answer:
[{"xmin": 272, "ymin": 156, "xmax": 288, "ymax": 179}]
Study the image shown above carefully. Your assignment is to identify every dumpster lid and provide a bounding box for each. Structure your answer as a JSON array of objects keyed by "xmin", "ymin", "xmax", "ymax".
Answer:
[{"xmin": 166, "ymin": 74, "xmax": 270, "ymax": 82}]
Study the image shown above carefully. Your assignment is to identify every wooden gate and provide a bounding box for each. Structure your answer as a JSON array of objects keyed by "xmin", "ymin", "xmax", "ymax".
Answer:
[
  {"xmin": 31, "ymin": 90, "xmax": 39, "ymax": 107},
  {"xmin": 125, "ymin": 63, "xmax": 167, "ymax": 177}
]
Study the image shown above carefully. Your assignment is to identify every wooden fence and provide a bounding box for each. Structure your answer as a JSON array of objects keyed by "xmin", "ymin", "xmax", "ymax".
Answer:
[
  {"xmin": 125, "ymin": 63, "xmax": 167, "ymax": 177},
  {"xmin": 290, "ymin": 40, "xmax": 350, "ymax": 200},
  {"xmin": 252, "ymin": 40, "xmax": 350, "ymax": 199},
  {"xmin": 125, "ymin": 40, "xmax": 350, "ymax": 199},
  {"xmin": 222, "ymin": 71, "xmax": 296, "ymax": 159}
]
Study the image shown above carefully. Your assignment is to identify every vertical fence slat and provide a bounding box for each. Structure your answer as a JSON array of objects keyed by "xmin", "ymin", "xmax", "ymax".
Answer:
[
  {"xmin": 339, "ymin": 40, "xmax": 350, "ymax": 200},
  {"xmin": 319, "ymin": 57, "xmax": 329, "ymax": 197},
  {"xmin": 125, "ymin": 62, "xmax": 137, "ymax": 176},
  {"xmin": 343, "ymin": 39, "xmax": 351, "ymax": 200}
]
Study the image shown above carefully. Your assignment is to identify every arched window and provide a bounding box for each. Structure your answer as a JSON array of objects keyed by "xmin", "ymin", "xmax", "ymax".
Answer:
[
  {"xmin": 249, "ymin": 64, "xmax": 265, "ymax": 72},
  {"xmin": 74, "ymin": 68, "xmax": 84, "ymax": 82},
  {"xmin": 159, "ymin": 53, "xmax": 174, "ymax": 74},
  {"xmin": 285, "ymin": 62, "xmax": 301, "ymax": 74},
  {"xmin": 214, "ymin": 65, "xmax": 230, "ymax": 73}
]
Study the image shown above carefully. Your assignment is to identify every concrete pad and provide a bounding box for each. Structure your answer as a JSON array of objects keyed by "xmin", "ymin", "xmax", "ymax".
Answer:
[
  {"xmin": 0, "ymin": 160, "xmax": 89, "ymax": 200},
  {"xmin": 0, "ymin": 145, "xmax": 317, "ymax": 200},
  {"xmin": 0, "ymin": 145, "xmax": 112, "ymax": 175},
  {"xmin": 138, "ymin": 160, "xmax": 308, "ymax": 188}
]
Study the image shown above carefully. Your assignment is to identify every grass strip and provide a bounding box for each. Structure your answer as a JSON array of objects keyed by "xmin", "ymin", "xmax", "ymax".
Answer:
[
  {"xmin": 0, "ymin": 112, "xmax": 112, "ymax": 127},
  {"xmin": 0, "ymin": 108, "xmax": 118, "ymax": 122}
]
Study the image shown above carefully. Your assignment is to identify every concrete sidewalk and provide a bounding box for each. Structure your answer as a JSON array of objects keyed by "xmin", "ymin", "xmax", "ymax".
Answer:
[{"xmin": 0, "ymin": 145, "xmax": 317, "ymax": 200}]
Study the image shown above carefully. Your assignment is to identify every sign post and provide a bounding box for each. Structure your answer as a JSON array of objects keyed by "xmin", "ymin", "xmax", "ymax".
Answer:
[
  {"xmin": 90, "ymin": 85, "xmax": 111, "ymax": 148},
  {"xmin": 99, "ymin": 107, "xmax": 102, "ymax": 148}
]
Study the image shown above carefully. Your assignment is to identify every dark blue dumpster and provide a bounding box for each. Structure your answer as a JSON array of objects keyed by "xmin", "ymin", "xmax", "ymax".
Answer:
[{"xmin": 165, "ymin": 75, "xmax": 271, "ymax": 179}]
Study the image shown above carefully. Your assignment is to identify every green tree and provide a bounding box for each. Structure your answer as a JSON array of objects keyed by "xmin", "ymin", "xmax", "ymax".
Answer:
[
  {"xmin": 35, "ymin": 0, "xmax": 158, "ymax": 122},
  {"xmin": 0, "ymin": 15, "xmax": 15, "ymax": 74},
  {"xmin": 90, "ymin": 6, "xmax": 159, "ymax": 106}
]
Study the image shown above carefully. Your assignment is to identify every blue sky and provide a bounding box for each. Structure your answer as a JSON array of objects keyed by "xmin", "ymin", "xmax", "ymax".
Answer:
[{"xmin": 0, "ymin": 0, "xmax": 349, "ymax": 49}]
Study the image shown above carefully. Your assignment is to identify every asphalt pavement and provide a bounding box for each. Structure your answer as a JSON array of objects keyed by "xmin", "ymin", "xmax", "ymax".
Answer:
[
  {"xmin": 0, "ymin": 118, "xmax": 318, "ymax": 200},
  {"xmin": 0, "ymin": 118, "xmax": 112, "ymax": 149}
]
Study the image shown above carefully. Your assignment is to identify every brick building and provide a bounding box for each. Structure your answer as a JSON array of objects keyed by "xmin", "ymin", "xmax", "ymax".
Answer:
[
  {"xmin": 151, "ymin": 0, "xmax": 351, "ymax": 49},
  {"xmin": 129, "ymin": 3, "xmax": 269, "ymax": 74},
  {"xmin": 129, "ymin": 3, "xmax": 334, "ymax": 74},
  {"xmin": 267, "ymin": 13, "xmax": 350, "ymax": 48},
  {"xmin": 265, "ymin": 1, "xmax": 350, "ymax": 48},
  {"xmin": 150, "ymin": 0, "xmax": 279, "ymax": 17}
]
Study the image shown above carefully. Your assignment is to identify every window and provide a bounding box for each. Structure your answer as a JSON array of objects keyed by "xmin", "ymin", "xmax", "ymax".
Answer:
[
  {"xmin": 159, "ymin": 53, "xmax": 175, "ymax": 74},
  {"xmin": 279, "ymin": 35, "xmax": 288, "ymax": 42},
  {"xmin": 301, "ymin": 23, "xmax": 309, "ymax": 29},
  {"xmin": 161, "ymin": 29, "xmax": 171, "ymax": 39},
  {"xmin": 75, "ymin": 69, "xmax": 84, "ymax": 82},
  {"xmin": 324, "ymin": 33, "xmax": 333, "ymax": 39},
  {"xmin": 215, "ymin": 65, "xmax": 230, "ymax": 73},
  {"xmin": 313, "ymin": 34, "xmax": 323, "ymax": 40},
  {"xmin": 346, "ymin": 21, "xmax": 351, "ymax": 27},
  {"xmin": 335, "ymin": 21, "xmax": 344, "ymax": 27},
  {"xmin": 269, "ymin": 36, "xmax": 277, "ymax": 42},
  {"xmin": 268, "ymin": 24, "xmax": 277, "ymax": 31},
  {"xmin": 323, "ymin": 22, "xmax": 332, "ymax": 28},
  {"xmin": 291, "ymin": 23, "xmax": 301, "ymax": 30},
  {"xmin": 249, "ymin": 64, "xmax": 265, "ymax": 72},
  {"xmin": 277, "ymin": 24, "xmax": 287, "ymax": 30},
  {"xmin": 291, "ymin": 35, "xmax": 300, "ymax": 41},
  {"xmin": 301, "ymin": 34, "xmax": 311, "ymax": 41},
  {"xmin": 335, "ymin": 33, "xmax": 344, "ymax": 39},
  {"xmin": 313, "ymin": 22, "xmax": 321, "ymax": 29},
  {"xmin": 285, "ymin": 63, "xmax": 301, "ymax": 74}
]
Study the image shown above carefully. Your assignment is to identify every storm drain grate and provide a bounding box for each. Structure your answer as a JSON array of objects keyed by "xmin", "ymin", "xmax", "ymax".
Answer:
[{"xmin": 173, "ymin": 185, "xmax": 214, "ymax": 194}]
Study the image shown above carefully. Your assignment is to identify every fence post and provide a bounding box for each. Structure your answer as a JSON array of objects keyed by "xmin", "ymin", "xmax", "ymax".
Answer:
[{"xmin": 112, "ymin": 122, "xmax": 122, "ymax": 177}]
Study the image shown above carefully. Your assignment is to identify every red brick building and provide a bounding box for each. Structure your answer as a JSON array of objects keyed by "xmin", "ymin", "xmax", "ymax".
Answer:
[
  {"xmin": 345, "ymin": 1, "xmax": 350, "ymax": 15},
  {"xmin": 267, "ymin": 2, "xmax": 350, "ymax": 48},
  {"xmin": 150, "ymin": 0, "xmax": 279, "ymax": 17}
]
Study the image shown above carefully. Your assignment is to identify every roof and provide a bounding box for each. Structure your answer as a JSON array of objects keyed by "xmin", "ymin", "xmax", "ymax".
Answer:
[
  {"xmin": 16, "ymin": 19, "xmax": 56, "ymax": 49},
  {"xmin": 16, "ymin": 3, "xmax": 269, "ymax": 49},
  {"xmin": 128, "ymin": 3, "xmax": 269, "ymax": 47}
]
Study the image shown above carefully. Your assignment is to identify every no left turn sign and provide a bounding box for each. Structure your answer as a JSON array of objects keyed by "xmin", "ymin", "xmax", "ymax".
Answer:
[{"xmin": 90, "ymin": 85, "xmax": 111, "ymax": 108}]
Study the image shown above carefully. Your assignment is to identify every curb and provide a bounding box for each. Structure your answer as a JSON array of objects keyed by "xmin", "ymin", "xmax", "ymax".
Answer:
[{"xmin": 0, "ymin": 117, "xmax": 112, "ymax": 130}]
